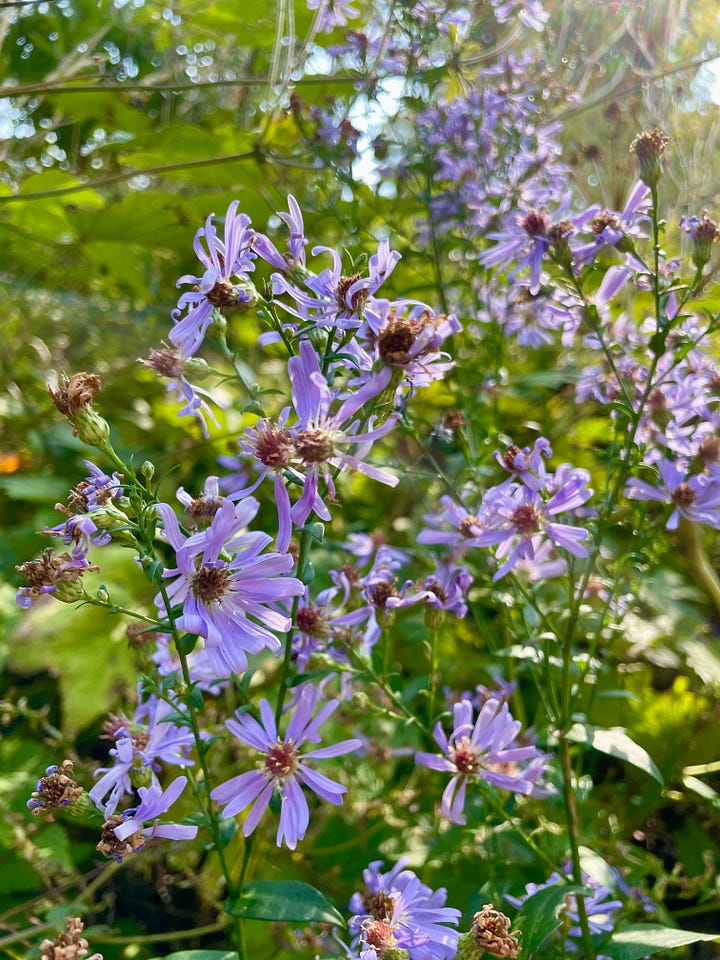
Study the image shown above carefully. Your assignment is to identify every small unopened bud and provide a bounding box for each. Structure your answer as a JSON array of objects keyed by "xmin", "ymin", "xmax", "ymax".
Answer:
[
  {"xmin": 680, "ymin": 213, "xmax": 720, "ymax": 271},
  {"xmin": 96, "ymin": 585, "xmax": 110, "ymax": 603},
  {"xmin": 630, "ymin": 129, "xmax": 669, "ymax": 188},
  {"xmin": 139, "ymin": 460, "xmax": 155, "ymax": 484}
]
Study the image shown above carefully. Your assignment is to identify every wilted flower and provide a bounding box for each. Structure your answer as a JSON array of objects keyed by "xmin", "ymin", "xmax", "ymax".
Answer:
[
  {"xmin": 39, "ymin": 917, "xmax": 102, "ymax": 960},
  {"xmin": 27, "ymin": 760, "xmax": 84, "ymax": 819},
  {"xmin": 97, "ymin": 776, "xmax": 198, "ymax": 862}
]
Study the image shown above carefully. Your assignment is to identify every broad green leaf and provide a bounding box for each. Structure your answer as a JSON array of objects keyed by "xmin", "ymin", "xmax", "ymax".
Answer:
[
  {"xmin": 225, "ymin": 880, "xmax": 344, "ymax": 926},
  {"xmin": 147, "ymin": 952, "xmax": 238, "ymax": 960},
  {"xmin": 602, "ymin": 923, "xmax": 720, "ymax": 959},
  {"xmin": 566, "ymin": 724, "xmax": 663, "ymax": 785},
  {"xmin": 511, "ymin": 884, "xmax": 583, "ymax": 958}
]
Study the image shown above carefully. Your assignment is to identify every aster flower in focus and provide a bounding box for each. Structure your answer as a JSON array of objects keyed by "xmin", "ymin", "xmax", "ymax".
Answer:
[
  {"xmin": 347, "ymin": 858, "xmax": 460, "ymax": 960},
  {"xmin": 253, "ymin": 194, "xmax": 308, "ymax": 273},
  {"xmin": 171, "ymin": 200, "xmax": 257, "ymax": 357},
  {"xmin": 97, "ymin": 776, "xmax": 198, "ymax": 862},
  {"xmin": 624, "ymin": 459, "xmax": 720, "ymax": 529},
  {"xmin": 210, "ymin": 684, "xmax": 361, "ymax": 849},
  {"xmin": 156, "ymin": 497, "xmax": 304, "ymax": 674},
  {"xmin": 415, "ymin": 698, "xmax": 548, "ymax": 824}
]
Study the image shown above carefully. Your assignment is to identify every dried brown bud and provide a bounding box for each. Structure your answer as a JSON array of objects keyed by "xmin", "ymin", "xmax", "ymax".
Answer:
[
  {"xmin": 48, "ymin": 373, "xmax": 102, "ymax": 416},
  {"xmin": 27, "ymin": 759, "xmax": 84, "ymax": 820},
  {"xmin": 470, "ymin": 904, "xmax": 521, "ymax": 958},
  {"xmin": 39, "ymin": 917, "xmax": 103, "ymax": 960}
]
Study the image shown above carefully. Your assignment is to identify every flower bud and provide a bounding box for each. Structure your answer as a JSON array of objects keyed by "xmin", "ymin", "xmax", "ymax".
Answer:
[{"xmin": 630, "ymin": 129, "xmax": 669, "ymax": 188}]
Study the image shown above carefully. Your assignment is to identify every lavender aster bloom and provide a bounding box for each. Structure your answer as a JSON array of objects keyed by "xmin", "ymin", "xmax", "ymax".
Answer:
[
  {"xmin": 506, "ymin": 869, "xmax": 623, "ymax": 955},
  {"xmin": 348, "ymin": 859, "xmax": 460, "ymax": 960},
  {"xmin": 210, "ymin": 685, "xmax": 361, "ymax": 849},
  {"xmin": 113, "ymin": 775, "xmax": 198, "ymax": 844},
  {"xmin": 253, "ymin": 194, "xmax": 308, "ymax": 272},
  {"xmin": 288, "ymin": 341, "xmax": 398, "ymax": 525},
  {"xmin": 89, "ymin": 693, "xmax": 195, "ymax": 816},
  {"xmin": 625, "ymin": 459, "xmax": 720, "ymax": 529},
  {"xmin": 171, "ymin": 201, "xmax": 257, "ymax": 356},
  {"xmin": 474, "ymin": 472, "xmax": 592, "ymax": 580},
  {"xmin": 415, "ymin": 698, "xmax": 548, "ymax": 824},
  {"xmin": 156, "ymin": 497, "xmax": 304, "ymax": 674}
]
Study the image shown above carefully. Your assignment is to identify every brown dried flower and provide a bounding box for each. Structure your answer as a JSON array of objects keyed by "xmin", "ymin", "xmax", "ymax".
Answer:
[
  {"xmin": 39, "ymin": 917, "xmax": 102, "ymax": 960},
  {"xmin": 470, "ymin": 904, "xmax": 521, "ymax": 958}
]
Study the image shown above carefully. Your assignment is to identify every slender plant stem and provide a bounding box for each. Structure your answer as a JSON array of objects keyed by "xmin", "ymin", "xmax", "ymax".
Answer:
[
  {"xmin": 274, "ymin": 528, "xmax": 311, "ymax": 726},
  {"xmin": 559, "ymin": 738, "xmax": 596, "ymax": 960}
]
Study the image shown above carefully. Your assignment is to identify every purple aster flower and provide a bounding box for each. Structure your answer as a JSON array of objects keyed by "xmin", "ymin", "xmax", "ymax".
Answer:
[
  {"xmin": 142, "ymin": 346, "xmax": 222, "ymax": 438},
  {"xmin": 572, "ymin": 180, "xmax": 651, "ymax": 267},
  {"xmin": 506, "ymin": 869, "xmax": 623, "ymax": 955},
  {"xmin": 253, "ymin": 194, "xmax": 308, "ymax": 273},
  {"xmin": 98, "ymin": 775, "xmax": 198, "ymax": 862},
  {"xmin": 210, "ymin": 684, "xmax": 361, "ymax": 849},
  {"xmin": 156, "ymin": 497, "xmax": 304, "ymax": 675},
  {"xmin": 479, "ymin": 201, "xmax": 598, "ymax": 294},
  {"xmin": 307, "ymin": 0, "xmax": 360, "ymax": 33},
  {"xmin": 347, "ymin": 859, "xmax": 460, "ymax": 960},
  {"xmin": 415, "ymin": 698, "xmax": 548, "ymax": 824},
  {"xmin": 348, "ymin": 300, "xmax": 462, "ymax": 404},
  {"xmin": 493, "ymin": 437, "xmax": 552, "ymax": 490},
  {"xmin": 89, "ymin": 692, "xmax": 195, "ymax": 816},
  {"xmin": 272, "ymin": 239, "xmax": 400, "ymax": 330},
  {"xmin": 624, "ymin": 459, "xmax": 720, "ymax": 529},
  {"xmin": 171, "ymin": 200, "xmax": 257, "ymax": 357},
  {"xmin": 293, "ymin": 582, "xmax": 368, "ymax": 670},
  {"xmin": 287, "ymin": 340, "xmax": 398, "ymax": 525},
  {"xmin": 473, "ymin": 471, "xmax": 592, "ymax": 580}
]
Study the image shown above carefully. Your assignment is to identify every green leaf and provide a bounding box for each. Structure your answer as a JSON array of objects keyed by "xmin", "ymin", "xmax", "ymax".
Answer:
[
  {"xmin": 147, "ymin": 952, "xmax": 238, "ymax": 960},
  {"xmin": 512, "ymin": 883, "xmax": 583, "ymax": 958},
  {"xmin": 566, "ymin": 723, "xmax": 663, "ymax": 785},
  {"xmin": 225, "ymin": 880, "xmax": 344, "ymax": 926},
  {"xmin": 602, "ymin": 923, "xmax": 720, "ymax": 959}
]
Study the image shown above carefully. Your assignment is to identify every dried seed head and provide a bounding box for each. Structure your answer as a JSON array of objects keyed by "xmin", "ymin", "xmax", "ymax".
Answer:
[
  {"xmin": 142, "ymin": 347, "xmax": 184, "ymax": 379},
  {"xmin": 294, "ymin": 428, "xmax": 335, "ymax": 464},
  {"xmin": 470, "ymin": 904, "xmax": 521, "ymax": 958},
  {"xmin": 96, "ymin": 815, "xmax": 145, "ymax": 862},
  {"xmin": 39, "ymin": 917, "xmax": 103, "ymax": 960},
  {"xmin": 48, "ymin": 373, "xmax": 102, "ymax": 416},
  {"xmin": 27, "ymin": 760, "xmax": 84, "ymax": 820}
]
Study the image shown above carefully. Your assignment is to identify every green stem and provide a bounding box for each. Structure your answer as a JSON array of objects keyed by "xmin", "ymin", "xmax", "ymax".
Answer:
[
  {"xmin": 92, "ymin": 919, "xmax": 230, "ymax": 944},
  {"xmin": 678, "ymin": 518, "xmax": 720, "ymax": 616},
  {"xmin": 479, "ymin": 784, "xmax": 557, "ymax": 873},
  {"xmin": 559, "ymin": 738, "xmax": 596, "ymax": 960},
  {"xmin": 274, "ymin": 528, "xmax": 311, "ymax": 726}
]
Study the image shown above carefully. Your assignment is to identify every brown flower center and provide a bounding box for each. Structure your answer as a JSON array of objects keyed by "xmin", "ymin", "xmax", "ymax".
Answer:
[
  {"xmin": 362, "ymin": 919, "xmax": 396, "ymax": 954},
  {"xmin": 368, "ymin": 579, "xmax": 398, "ymax": 608},
  {"xmin": 192, "ymin": 564, "xmax": 230, "ymax": 602},
  {"xmin": 451, "ymin": 736, "xmax": 481, "ymax": 774},
  {"xmin": 362, "ymin": 890, "xmax": 397, "ymax": 921},
  {"xmin": 520, "ymin": 209, "xmax": 549, "ymax": 238},
  {"xmin": 336, "ymin": 273, "xmax": 369, "ymax": 314},
  {"xmin": 671, "ymin": 482, "xmax": 695, "ymax": 508},
  {"xmin": 254, "ymin": 426, "xmax": 293, "ymax": 468},
  {"xmin": 378, "ymin": 320, "xmax": 415, "ymax": 364},
  {"xmin": 265, "ymin": 741, "xmax": 299, "ymax": 779},
  {"xmin": 294, "ymin": 428, "xmax": 335, "ymax": 463},
  {"xmin": 186, "ymin": 495, "xmax": 223, "ymax": 528},
  {"xmin": 205, "ymin": 279, "xmax": 239, "ymax": 309},
  {"xmin": 97, "ymin": 815, "xmax": 145, "ymax": 862},
  {"xmin": 511, "ymin": 504, "xmax": 540, "ymax": 536},
  {"xmin": 296, "ymin": 604, "xmax": 325, "ymax": 636}
]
